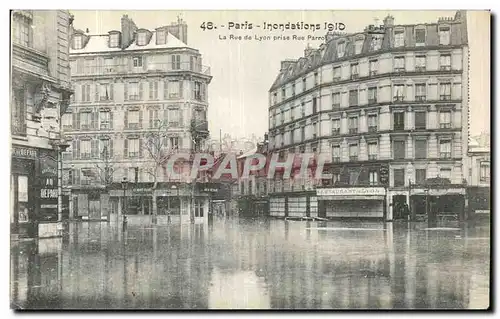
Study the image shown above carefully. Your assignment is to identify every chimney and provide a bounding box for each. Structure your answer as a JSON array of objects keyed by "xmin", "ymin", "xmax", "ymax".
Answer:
[
  {"xmin": 280, "ymin": 59, "xmax": 297, "ymax": 71},
  {"xmin": 121, "ymin": 14, "xmax": 138, "ymax": 49},
  {"xmin": 383, "ymin": 15, "xmax": 394, "ymax": 27},
  {"xmin": 165, "ymin": 17, "xmax": 188, "ymax": 44}
]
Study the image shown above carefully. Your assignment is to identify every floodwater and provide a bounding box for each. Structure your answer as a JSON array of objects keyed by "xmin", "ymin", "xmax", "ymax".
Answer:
[{"xmin": 11, "ymin": 218, "xmax": 490, "ymax": 310}]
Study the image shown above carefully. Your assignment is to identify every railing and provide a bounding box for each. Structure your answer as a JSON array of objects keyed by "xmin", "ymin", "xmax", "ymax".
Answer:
[{"xmin": 73, "ymin": 62, "xmax": 211, "ymax": 77}]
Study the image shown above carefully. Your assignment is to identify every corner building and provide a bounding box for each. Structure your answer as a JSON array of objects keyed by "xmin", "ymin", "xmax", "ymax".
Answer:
[
  {"xmin": 267, "ymin": 12, "xmax": 469, "ymax": 220},
  {"xmin": 63, "ymin": 15, "xmax": 211, "ymax": 223}
]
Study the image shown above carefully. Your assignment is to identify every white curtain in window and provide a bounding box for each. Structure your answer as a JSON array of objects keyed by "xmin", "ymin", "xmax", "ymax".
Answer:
[
  {"xmin": 368, "ymin": 143, "xmax": 378, "ymax": 155},
  {"xmin": 128, "ymin": 110, "xmax": 139, "ymax": 124},
  {"xmin": 440, "ymin": 55, "xmax": 451, "ymax": 66},
  {"xmin": 129, "ymin": 139, "xmax": 139, "ymax": 153},
  {"xmin": 440, "ymin": 140, "xmax": 451, "ymax": 153},
  {"xmin": 81, "ymin": 140, "xmax": 91, "ymax": 154}
]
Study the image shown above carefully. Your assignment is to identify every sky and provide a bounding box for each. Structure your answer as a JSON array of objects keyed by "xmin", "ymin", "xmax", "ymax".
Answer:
[{"xmin": 70, "ymin": 10, "xmax": 490, "ymax": 141}]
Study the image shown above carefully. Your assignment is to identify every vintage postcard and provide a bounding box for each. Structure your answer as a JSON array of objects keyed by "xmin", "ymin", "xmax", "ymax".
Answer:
[{"xmin": 10, "ymin": 9, "xmax": 490, "ymax": 310}]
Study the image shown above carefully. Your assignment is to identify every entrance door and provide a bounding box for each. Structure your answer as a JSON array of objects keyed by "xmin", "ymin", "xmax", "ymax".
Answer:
[
  {"xmin": 392, "ymin": 195, "xmax": 407, "ymax": 220},
  {"xmin": 89, "ymin": 200, "xmax": 101, "ymax": 220}
]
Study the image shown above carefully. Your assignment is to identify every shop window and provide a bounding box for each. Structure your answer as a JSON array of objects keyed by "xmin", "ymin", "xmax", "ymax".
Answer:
[
  {"xmin": 195, "ymin": 199, "xmax": 204, "ymax": 217},
  {"xmin": 480, "ymin": 163, "xmax": 490, "ymax": 182}
]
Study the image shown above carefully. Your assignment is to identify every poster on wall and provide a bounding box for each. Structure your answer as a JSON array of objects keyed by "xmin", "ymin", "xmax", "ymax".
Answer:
[
  {"xmin": 18, "ymin": 175, "xmax": 29, "ymax": 223},
  {"xmin": 39, "ymin": 152, "xmax": 58, "ymax": 221}
]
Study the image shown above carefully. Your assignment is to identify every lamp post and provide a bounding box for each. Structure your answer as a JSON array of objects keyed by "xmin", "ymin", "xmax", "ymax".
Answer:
[
  {"xmin": 121, "ymin": 177, "xmax": 128, "ymax": 216},
  {"xmin": 57, "ymin": 141, "xmax": 70, "ymax": 223}
]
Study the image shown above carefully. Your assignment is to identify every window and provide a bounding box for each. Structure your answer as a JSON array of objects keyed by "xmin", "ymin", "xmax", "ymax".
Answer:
[
  {"xmin": 394, "ymin": 169, "xmax": 405, "ymax": 187},
  {"xmin": 337, "ymin": 41, "xmax": 346, "ymax": 58},
  {"xmin": 83, "ymin": 59, "xmax": 95, "ymax": 75},
  {"xmin": 350, "ymin": 63, "xmax": 359, "ymax": 79},
  {"xmin": 99, "ymin": 83, "xmax": 113, "ymax": 101},
  {"xmin": 349, "ymin": 90, "xmax": 358, "ymax": 107},
  {"xmin": 480, "ymin": 163, "xmax": 490, "ymax": 182},
  {"xmin": 332, "ymin": 173, "xmax": 340, "ymax": 184},
  {"xmin": 281, "ymin": 88, "xmax": 286, "ymax": 100},
  {"xmin": 415, "ymin": 111, "xmax": 427, "ymax": 129},
  {"xmin": 299, "ymin": 145, "xmax": 305, "ymax": 153},
  {"xmin": 332, "ymin": 118, "xmax": 340, "ymax": 135},
  {"xmin": 290, "ymin": 129, "xmax": 295, "ymax": 144},
  {"xmin": 81, "ymin": 168, "xmax": 95, "ymax": 185},
  {"xmin": 439, "ymin": 140, "xmax": 451, "ymax": 158},
  {"xmin": 302, "ymin": 78, "xmax": 307, "ymax": 91},
  {"xmin": 171, "ymin": 55, "xmax": 181, "ymax": 70},
  {"xmin": 128, "ymin": 110, "xmax": 140, "ymax": 128},
  {"xmin": 109, "ymin": 33, "xmax": 120, "ymax": 47},
  {"xmin": 349, "ymin": 144, "xmax": 358, "ymax": 161},
  {"xmin": 368, "ymin": 114, "xmax": 378, "ymax": 132},
  {"xmin": 193, "ymin": 82, "xmax": 203, "ymax": 100},
  {"xmin": 292, "ymin": 83, "xmax": 296, "ymax": 96},
  {"xmin": 168, "ymin": 81, "xmax": 181, "ymax": 98},
  {"xmin": 312, "ymin": 122, "xmax": 317, "ymax": 139},
  {"xmin": 370, "ymin": 35, "xmax": 382, "ymax": 51},
  {"xmin": 100, "ymin": 139, "xmax": 112, "ymax": 159},
  {"xmin": 314, "ymin": 72, "xmax": 319, "ymax": 85},
  {"xmin": 368, "ymin": 142, "xmax": 378, "ymax": 160},
  {"xmin": 393, "ymin": 140, "xmax": 406, "ymax": 159},
  {"xmin": 80, "ymin": 140, "xmax": 91, "ymax": 159},
  {"xmin": 300, "ymin": 103, "xmax": 305, "ymax": 117},
  {"xmin": 62, "ymin": 114, "xmax": 72, "ymax": 130},
  {"xmin": 137, "ymin": 32, "xmax": 147, "ymax": 45},
  {"xmin": 128, "ymin": 82, "xmax": 139, "ymax": 100},
  {"xmin": 414, "ymin": 139, "xmax": 427, "ymax": 159},
  {"xmin": 149, "ymin": 81, "xmax": 159, "ymax": 100},
  {"xmin": 80, "ymin": 112, "xmax": 93, "ymax": 130},
  {"xmin": 332, "ymin": 145, "xmax": 340, "ymax": 162},
  {"xmin": 440, "ymin": 54, "xmax": 451, "ymax": 71},
  {"xmin": 272, "ymin": 92, "xmax": 277, "ymax": 104},
  {"xmin": 393, "ymin": 84, "xmax": 405, "ymax": 101},
  {"xmin": 99, "ymin": 111, "xmax": 111, "ymax": 129},
  {"xmin": 415, "ymin": 169, "xmax": 426, "ymax": 185},
  {"xmin": 394, "ymin": 56, "xmax": 405, "ymax": 72},
  {"xmin": 393, "ymin": 112, "xmax": 405, "ymax": 130},
  {"xmin": 439, "ymin": 168, "xmax": 452, "ymax": 180},
  {"xmin": 333, "ymin": 67, "xmax": 341, "ymax": 81},
  {"xmin": 439, "ymin": 111, "xmax": 452, "ymax": 128},
  {"xmin": 415, "ymin": 84, "xmax": 426, "ymax": 101},
  {"xmin": 332, "ymin": 92, "xmax": 341, "ymax": 108},
  {"xmin": 149, "ymin": 109, "xmax": 159, "ymax": 128},
  {"xmin": 104, "ymin": 58, "xmax": 115, "ymax": 73},
  {"xmin": 439, "ymin": 26, "xmax": 450, "ymax": 45},
  {"xmin": 72, "ymin": 35, "xmax": 82, "ymax": 49},
  {"xmin": 300, "ymin": 126, "xmax": 305, "ymax": 141},
  {"xmin": 81, "ymin": 84, "xmax": 91, "ymax": 102},
  {"xmin": 169, "ymin": 137, "xmax": 180, "ymax": 149},
  {"xmin": 349, "ymin": 171, "xmax": 359, "ymax": 185},
  {"xmin": 133, "ymin": 56, "xmax": 143, "ymax": 68},
  {"xmin": 368, "ymin": 87, "xmax": 377, "ymax": 104},
  {"xmin": 355, "ymin": 39, "xmax": 364, "ymax": 54},
  {"xmin": 311, "ymin": 142, "xmax": 318, "ymax": 153},
  {"xmin": 369, "ymin": 171, "xmax": 378, "ymax": 186},
  {"xmin": 369, "ymin": 60, "xmax": 378, "ymax": 76},
  {"xmin": 128, "ymin": 138, "xmax": 140, "ymax": 157},
  {"xmin": 415, "ymin": 28, "xmax": 426, "ymax": 46},
  {"xmin": 13, "ymin": 14, "xmax": 31, "ymax": 47},
  {"xmin": 394, "ymin": 29, "xmax": 405, "ymax": 47},
  {"xmin": 415, "ymin": 56, "xmax": 426, "ymax": 71},
  {"xmin": 168, "ymin": 108, "xmax": 180, "ymax": 127},
  {"xmin": 312, "ymin": 97, "xmax": 317, "ymax": 114},
  {"xmin": 348, "ymin": 116, "xmax": 358, "ymax": 134}
]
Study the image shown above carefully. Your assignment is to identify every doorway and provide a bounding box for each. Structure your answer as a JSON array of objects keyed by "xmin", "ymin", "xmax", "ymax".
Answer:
[{"xmin": 392, "ymin": 195, "xmax": 407, "ymax": 220}]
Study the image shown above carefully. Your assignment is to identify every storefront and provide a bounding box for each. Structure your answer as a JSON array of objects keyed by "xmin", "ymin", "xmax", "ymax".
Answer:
[
  {"xmin": 268, "ymin": 191, "xmax": 317, "ymax": 218},
  {"xmin": 409, "ymin": 187, "xmax": 466, "ymax": 221},
  {"xmin": 317, "ymin": 187, "xmax": 387, "ymax": 220}
]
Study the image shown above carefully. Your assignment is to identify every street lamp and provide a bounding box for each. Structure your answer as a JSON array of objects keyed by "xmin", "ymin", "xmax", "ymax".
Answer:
[
  {"xmin": 56, "ymin": 140, "xmax": 70, "ymax": 223},
  {"xmin": 121, "ymin": 177, "xmax": 128, "ymax": 216}
]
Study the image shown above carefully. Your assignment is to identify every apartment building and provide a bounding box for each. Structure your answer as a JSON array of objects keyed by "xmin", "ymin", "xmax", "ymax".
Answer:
[
  {"xmin": 465, "ymin": 133, "xmax": 490, "ymax": 218},
  {"xmin": 11, "ymin": 10, "xmax": 73, "ymax": 238},
  {"xmin": 268, "ymin": 11, "xmax": 469, "ymax": 220},
  {"xmin": 62, "ymin": 15, "xmax": 211, "ymax": 223}
]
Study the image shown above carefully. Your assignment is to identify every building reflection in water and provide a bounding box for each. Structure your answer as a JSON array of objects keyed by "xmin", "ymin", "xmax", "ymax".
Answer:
[{"xmin": 10, "ymin": 217, "xmax": 490, "ymax": 309}]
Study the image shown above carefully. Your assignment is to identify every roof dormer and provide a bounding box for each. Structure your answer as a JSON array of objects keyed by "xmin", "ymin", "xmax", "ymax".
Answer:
[
  {"xmin": 156, "ymin": 27, "xmax": 168, "ymax": 45},
  {"xmin": 71, "ymin": 30, "xmax": 89, "ymax": 50},
  {"xmin": 108, "ymin": 30, "xmax": 121, "ymax": 48},
  {"xmin": 135, "ymin": 29, "xmax": 152, "ymax": 46}
]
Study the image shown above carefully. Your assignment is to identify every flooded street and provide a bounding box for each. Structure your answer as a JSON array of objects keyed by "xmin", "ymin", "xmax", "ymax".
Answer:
[{"xmin": 11, "ymin": 218, "xmax": 490, "ymax": 310}]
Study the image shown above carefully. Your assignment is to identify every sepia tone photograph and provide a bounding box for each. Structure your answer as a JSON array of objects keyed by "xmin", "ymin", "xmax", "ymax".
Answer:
[{"xmin": 9, "ymin": 9, "xmax": 491, "ymax": 310}]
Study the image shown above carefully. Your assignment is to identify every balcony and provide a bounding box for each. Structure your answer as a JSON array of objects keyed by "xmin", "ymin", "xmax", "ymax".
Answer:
[
  {"xmin": 368, "ymin": 98, "xmax": 377, "ymax": 104},
  {"xmin": 393, "ymin": 96, "xmax": 405, "ymax": 102},
  {"xmin": 191, "ymin": 119, "xmax": 208, "ymax": 133},
  {"xmin": 440, "ymin": 66, "xmax": 452, "ymax": 71},
  {"xmin": 73, "ymin": 62, "xmax": 211, "ymax": 77},
  {"xmin": 370, "ymin": 70, "xmax": 378, "ymax": 76},
  {"xmin": 332, "ymin": 156, "xmax": 340, "ymax": 163},
  {"xmin": 332, "ymin": 103, "xmax": 340, "ymax": 109},
  {"xmin": 368, "ymin": 155, "xmax": 378, "ymax": 160},
  {"xmin": 349, "ymin": 128, "xmax": 358, "ymax": 134},
  {"xmin": 349, "ymin": 156, "xmax": 358, "ymax": 162},
  {"xmin": 439, "ymin": 95, "xmax": 452, "ymax": 101},
  {"xmin": 368, "ymin": 126, "xmax": 378, "ymax": 133},
  {"xmin": 332, "ymin": 76, "xmax": 341, "ymax": 83},
  {"xmin": 415, "ymin": 95, "xmax": 426, "ymax": 102},
  {"xmin": 415, "ymin": 66, "xmax": 426, "ymax": 72},
  {"xmin": 332, "ymin": 128, "xmax": 340, "ymax": 135},
  {"xmin": 440, "ymin": 123, "xmax": 452, "ymax": 129},
  {"xmin": 394, "ymin": 67, "xmax": 405, "ymax": 73},
  {"xmin": 351, "ymin": 73, "xmax": 359, "ymax": 80},
  {"xmin": 440, "ymin": 152, "xmax": 452, "ymax": 159}
]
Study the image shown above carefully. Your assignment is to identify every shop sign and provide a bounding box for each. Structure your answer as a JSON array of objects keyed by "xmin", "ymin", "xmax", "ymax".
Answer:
[
  {"xmin": 133, "ymin": 188, "xmax": 152, "ymax": 194},
  {"xmin": 39, "ymin": 153, "xmax": 58, "ymax": 221},
  {"xmin": 317, "ymin": 187, "xmax": 386, "ymax": 197},
  {"xmin": 12, "ymin": 146, "xmax": 37, "ymax": 159}
]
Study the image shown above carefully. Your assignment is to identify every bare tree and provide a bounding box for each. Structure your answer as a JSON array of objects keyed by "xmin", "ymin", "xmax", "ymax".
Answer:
[{"xmin": 94, "ymin": 142, "xmax": 115, "ymax": 189}]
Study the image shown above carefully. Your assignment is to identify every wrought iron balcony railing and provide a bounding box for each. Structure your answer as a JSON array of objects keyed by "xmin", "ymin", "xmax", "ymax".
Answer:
[{"xmin": 72, "ymin": 62, "xmax": 211, "ymax": 77}]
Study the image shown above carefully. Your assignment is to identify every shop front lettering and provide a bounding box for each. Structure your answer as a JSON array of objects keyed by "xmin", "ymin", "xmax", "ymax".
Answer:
[
  {"xmin": 317, "ymin": 187, "xmax": 386, "ymax": 197},
  {"xmin": 40, "ymin": 188, "xmax": 58, "ymax": 199},
  {"xmin": 12, "ymin": 147, "xmax": 37, "ymax": 159}
]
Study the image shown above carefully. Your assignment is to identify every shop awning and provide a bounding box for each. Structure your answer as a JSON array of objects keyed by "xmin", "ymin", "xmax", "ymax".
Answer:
[{"xmin": 320, "ymin": 195, "xmax": 385, "ymax": 201}]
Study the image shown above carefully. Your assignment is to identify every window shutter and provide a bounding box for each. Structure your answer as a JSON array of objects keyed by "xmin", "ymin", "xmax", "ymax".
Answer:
[
  {"xmin": 124, "ymin": 110, "xmax": 128, "ymax": 129},
  {"xmin": 109, "ymin": 83, "xmax": 114, "ymax": 100},
  {"xmin": 179, "ymin": 80, "xmax": 183, "ymax": 98},
  {"xmin": 163, "ymin": 109, "xmax": 168, "ymax": 125},
  {"xmin": 171, "ymin": 55, "xmax": 175, "ymax": 69},
  {"xmin": 154, "ymin": 81, "xmax": 159, "ymax": 99},
  {"xmin": 81, "ymin": 85, "xmax": 85, "ymax": 102},
  {"xmin": 139, "ymin": 138, "xmax": 143, "ymax": 157},
  {"xmin": 72, "ymin": 140, "xmax": 77, "ymax": 158},
  {"xmin": 95, "ymin": 84, "xmax": 100, "ymax": 101},
  {"xmin": 76, "ymin": 139, "xmax": 80, "ymax": 159},
  {"xmin": 124, "ymin": 82, "xmax": 128, "ymax": 101},
  {"xmin": 75, "ymin": 168, "xmax": 80, "ymax": 185},
  {"xmin": 149, "ymin": 81, "xmax": 154, "ymax": 100},
  {"xmin": 191, "ymin": 82, "xmax": 195, "ymax": 100},
  {"xmin": 143, "ymin": 56, "xmax": 147, "ymax": 71},
  {"xmin": 149, "ymin": 109, "xmax": 153, "ymax": 128},
  {"xmin": 72, "ymin": 113, "xmax": 77, "ymax": 130},
  {"xmin": 164, "ymin": 80, "xmax": 169, "ymax": 99},
  {"xmin": 91, "ymin": 111, "xmax": 97, "ymax": 129},
  {"xmin": 109, "ymin": 139, "xmax": 114, "ymax": 157},
  {"xmin": 109, "ymin": 111, "xmax": 114, "ymax": 129},
  {"xmin": 91, "ymin": 139, "xmax": 98, "ymax": 158},
  {"xmin": 124, "ymin": 139, "xmax": 128, "ymax": 158},
  {"xmin": 179, "ymin": 108, "xmax": 183, "ymax": 126},
  {"xmin": 139, "ymin": 110, "xmax": 143, "ymax": 128},
  {"xmin": 128, "ymin": 57, "xmax": 133, "ymax": 71},
  {"xmin": 202, "ymin": 83, "xmax": 207, "ymax": 101},
  {"xmin": 76, "ymin": 113, "xmax": 81, "ymax": 129},
  {"xmin": 139, "ymin": 82, "xmax": 144, "ymax": 100}
]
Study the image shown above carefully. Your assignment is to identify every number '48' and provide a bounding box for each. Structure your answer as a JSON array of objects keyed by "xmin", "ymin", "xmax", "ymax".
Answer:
[{"xmin": 200, "ymin": 22, "xmax": 214, "ymax": 30}]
